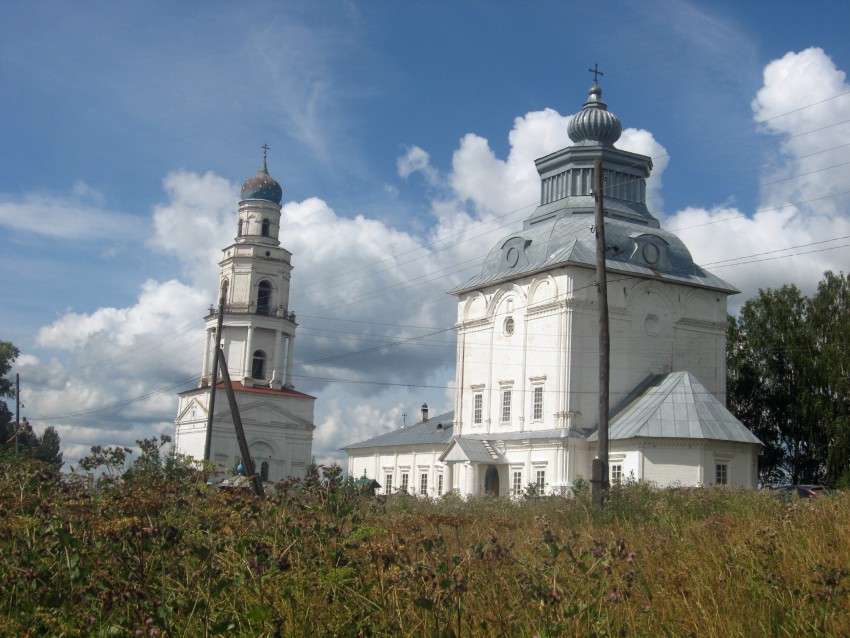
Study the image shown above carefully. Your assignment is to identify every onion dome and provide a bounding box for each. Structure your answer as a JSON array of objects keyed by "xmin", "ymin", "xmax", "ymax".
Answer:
[
  {"xmin": 240, "ymin": 156, "xmax": 283, "ymax": 204},
  {"xmin": 567, "ymin": 83, "xmax": 622, "ymax": 147}
]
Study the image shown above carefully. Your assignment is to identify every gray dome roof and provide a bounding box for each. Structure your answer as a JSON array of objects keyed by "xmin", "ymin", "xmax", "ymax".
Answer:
[
  {"xmin": 241, "ymin": 157, "xmax": 282, "ymax": 204},
  {"xmin": 452, "ymin": 213, "xmax": 737, "ymax": 295},
  {"xmin": 568, "ymin": 83, "xmax": 622, "ymax": 147}
]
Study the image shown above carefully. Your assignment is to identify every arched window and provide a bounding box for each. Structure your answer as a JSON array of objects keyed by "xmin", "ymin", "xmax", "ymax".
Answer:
[
  {"xmin": 261, "ymin": 218, "xmax": 270, "ymax": 237},
  {"xmin": 256, "ymin": 281, "xmax": 271, "ymax": 315},
  {"xmin": 237, "ymin": 219, "xmax": 243, "ymax": 236},
  {"xmin": 260, "ymin": 461, "xmax": 270, "ymax": 482},
  {"xmin": 252, "ymin": 350, "xmax": 266, "ymax": 379}
]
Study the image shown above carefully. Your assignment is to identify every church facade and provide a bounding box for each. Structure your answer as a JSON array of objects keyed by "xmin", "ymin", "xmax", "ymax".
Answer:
[
  {"xmin": 174, "ymin": 154, "xmax": 315, "ymax": 482},
  {"xmin": 344, "ymin": 82, "xmax": 760, "ymax": 496}
]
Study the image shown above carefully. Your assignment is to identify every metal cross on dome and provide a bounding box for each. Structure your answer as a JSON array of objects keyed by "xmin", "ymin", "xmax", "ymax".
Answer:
[
  {"xmin": 261, "ymin": 143, "xmax": 270, "ymax": 160},
  {"xmin": 588, "ymin": 63, "xmax": 604, "ymax": 83}
]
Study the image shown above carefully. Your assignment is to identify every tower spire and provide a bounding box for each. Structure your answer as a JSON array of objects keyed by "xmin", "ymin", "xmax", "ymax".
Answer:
[{"xmin": 261, "ymin": 143, "xmax": 270, "ymax": 173}]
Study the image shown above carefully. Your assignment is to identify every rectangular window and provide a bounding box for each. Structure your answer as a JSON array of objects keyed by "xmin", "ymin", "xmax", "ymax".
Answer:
[
  {"xmin": 535, "ymin": 469, "xmax": 546, "ymax": 490},
  {"xmin": 419, "ymin": 472, "xmax": 428, "ymax": 496},
  {"xmin": 501, "ymin": 390, "xmax": 511, "ymax": 423},
  {"xmin": 611, "ymin": 464, "xmax": 623, "ymax": 484},
  {"xmin": 473, "ymin": 393, "xmax": 483, "ymax": 424},
  {"xmin": 400, "ymin": 473, "xmax": 409, "ymax": 493},
  {"xmin": 385, "ymin": 473, "xmax": 393, "ymax": 495},
  {"xmin": 512, "ymin": 470, "xmax": 523, "ymax": 496},
  {"xmin": 716, "ymin": 464, "xmax": 728, "ymax": 485},
  {"xmin": 532, "ymin": 386, "xmax": 543, "ymax": 421},
  {"xmin": 437, "ymin": 473, "xmax": 444, "ymax": 496}
]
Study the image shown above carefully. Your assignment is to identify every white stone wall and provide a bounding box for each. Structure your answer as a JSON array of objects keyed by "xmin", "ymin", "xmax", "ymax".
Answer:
[
  {"xmin": 641, "ymin": 444, "xmax": 703, "ymax": 486},
  {"xmin": 619, "ymin": 440, "xmax": 760, "ymax": 488},
  {"xmin": 455, "ymin": 265, "xmax": 730, "ymax": 439},
  {"xmin": 175, "ymin": 388, "xmax": 315, "ymax": 482},
  {"xmin": 347, "ymin": 447, "xmax": 453, "ymax": 498}
]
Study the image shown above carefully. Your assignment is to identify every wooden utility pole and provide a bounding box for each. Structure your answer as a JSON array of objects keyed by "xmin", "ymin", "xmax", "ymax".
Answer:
[
  {"xmin": 204, "ymin": 290, "xmax": 226, "ymax": 461},
  {"xmin": 591, "ymin": 158, "xmax": 610, "ymax": 505},
  {"xmin": 218, "ymin": 350, "xmax": 264, "ymax": 497},
  {"xmin": 15, "ymin": 373, "xmax": 20, "ymax": 454},
  {"xmin": 200, "ymin": 287, "xmax": 263, "ymax": 497}
]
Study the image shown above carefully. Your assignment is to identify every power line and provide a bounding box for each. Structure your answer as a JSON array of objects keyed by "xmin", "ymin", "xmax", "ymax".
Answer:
[{"xmin": 23, "ymin": 90, "xmax": 850, "ymax": 423}]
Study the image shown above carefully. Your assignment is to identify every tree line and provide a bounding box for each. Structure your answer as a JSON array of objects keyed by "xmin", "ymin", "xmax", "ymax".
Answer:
[
  {"xmin": 0, "ymin": 341, "xmax": 63, "ymax": 468},
  {"xmin": 727, "ymin": 271, "xmax": 849, "ymax": 487}
]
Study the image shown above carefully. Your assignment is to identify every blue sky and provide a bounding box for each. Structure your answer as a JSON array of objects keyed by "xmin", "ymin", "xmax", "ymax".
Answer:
[{"xmin": 2, "ymin": 0, "xmax": 849, "ymax": 466}]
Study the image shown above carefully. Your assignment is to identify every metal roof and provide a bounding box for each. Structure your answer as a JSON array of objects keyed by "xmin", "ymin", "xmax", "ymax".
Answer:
[
  {"xmin": 452, "ymin": 214, "xmax": 737, "ymax": 295},
  {"xmin": 343, "ymin": 413, "xmax": 587, "ymax": 454},
  {"xmin": 341, "ymin": 412, "xmax": 454, "ymax": 450},
  {"xmin": 441, "ymin": 437, "xmax": 507, "ymax": 464},
  {"xmin": 588, "ymin": 372, "xmax": 761, "ymax": 445}
]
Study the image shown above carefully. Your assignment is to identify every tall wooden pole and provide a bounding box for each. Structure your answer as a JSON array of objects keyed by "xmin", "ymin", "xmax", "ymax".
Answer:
[
  {"xmin": 15, "ymin": 373, "xmax": 20, "ymax": 454},
  {"xmin": 204, "ymin": 291, "xmax": 226, "ymax": 461},
  {"xmin": 218, "ymin": 349, "xmax": 264, "ymax": 497},
  {"xmin": 591, "ymin": 158, "xmax": 610, "ymax": 505}
]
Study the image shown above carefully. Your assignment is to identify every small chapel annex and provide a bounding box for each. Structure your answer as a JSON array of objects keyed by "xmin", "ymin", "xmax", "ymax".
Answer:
[
  {"xmin": 344, "ymin": 81, "xmax": 761, "ymax": 497},
  {"xmin": 174, "ymin": 153, "xmax": 315, "ymax": 482}
]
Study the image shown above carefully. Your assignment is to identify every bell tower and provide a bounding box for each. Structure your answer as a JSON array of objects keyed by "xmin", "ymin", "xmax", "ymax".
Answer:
[
  {"xmin": 174, "ymin": 149, "xmax": 315, "ymax": 481},
  {"xmin": 200, "ymin": 148, "xmax": 298, "ymax": 390}
]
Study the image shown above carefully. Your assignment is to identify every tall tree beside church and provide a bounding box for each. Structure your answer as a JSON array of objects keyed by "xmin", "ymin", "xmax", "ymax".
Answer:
[
  {"xmin": 727, "ymin": 285, "xmax": 824, "ymax": 484},
  {"xmin": 727, "ymin": 315, "xmax": 782, "ymax": 481},
  {"xmin": 807, "ymin": 271, "xmax": 850, "ymax": 486},
  {"xmin": 728, "ymin": 273, "xmax": 850, "ymax": 486}
]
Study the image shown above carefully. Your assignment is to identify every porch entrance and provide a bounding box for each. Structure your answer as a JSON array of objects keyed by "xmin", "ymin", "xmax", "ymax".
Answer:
[{"xmin": 484, "ymin": 465, "xmax": 500, "ymax": 496}]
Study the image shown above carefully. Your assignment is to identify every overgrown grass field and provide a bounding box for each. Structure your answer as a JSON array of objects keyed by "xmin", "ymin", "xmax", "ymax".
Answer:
[{"xmin": 2, "ymin": 460, "xmax": 848, "ymax": 637}]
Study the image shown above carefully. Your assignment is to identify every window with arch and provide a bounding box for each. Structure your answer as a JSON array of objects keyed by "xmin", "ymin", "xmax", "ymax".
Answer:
[
  {"xmin": 260, "ymin": 461, "xmax": 270, "ymax": 482},
  {"xmin": 256, "ymin": 281, "xmax": 271, "ymax": 315},
  {"xmin": 252, "ymin": 350, "xmax": 266, "ymax": 379},
  {"xmin": 261, "ymin": 218, "xmax": 270, "ymax": 237}
]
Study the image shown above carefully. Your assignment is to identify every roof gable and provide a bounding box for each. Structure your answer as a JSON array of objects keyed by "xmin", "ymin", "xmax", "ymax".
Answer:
[
  {"xmin": 439, "ymin": 437, "xmax": 506, "ymax": 464},
  {"xmin": 237, "ymin": 400, "xmax": 314, "ymax": 429},
  {"xmin": 176, "ymin": 397, "xmax": 208, "ymax": 422}
]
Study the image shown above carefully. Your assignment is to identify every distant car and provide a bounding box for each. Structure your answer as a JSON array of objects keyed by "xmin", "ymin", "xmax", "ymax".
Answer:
[{"xmin": 776, "ymin": 485, "xmax": 827, "ymax": 499}]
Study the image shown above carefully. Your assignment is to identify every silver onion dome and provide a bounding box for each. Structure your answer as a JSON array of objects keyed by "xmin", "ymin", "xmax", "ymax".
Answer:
[{"xmin": 567, "ymin": 83, "xmax": 622, "ymax": 147}]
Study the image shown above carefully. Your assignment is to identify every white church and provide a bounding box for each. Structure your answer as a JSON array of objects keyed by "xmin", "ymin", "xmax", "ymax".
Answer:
[
  {"xmin": 174, "ymin": 153, "xmax": 315, "ymax": 482},
  {"xmin": 344, "ymin": 81, "xmax": 761, "ymax": 497}
]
